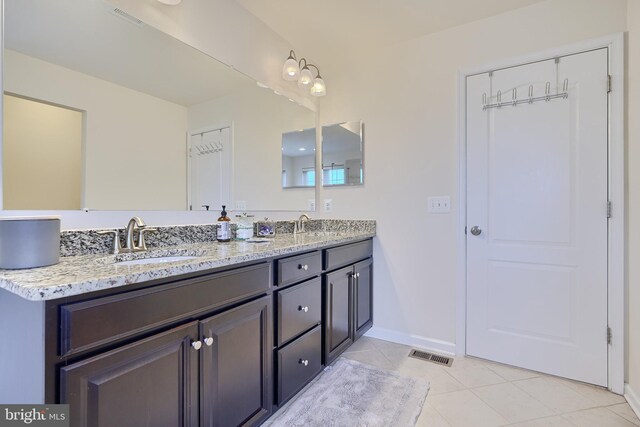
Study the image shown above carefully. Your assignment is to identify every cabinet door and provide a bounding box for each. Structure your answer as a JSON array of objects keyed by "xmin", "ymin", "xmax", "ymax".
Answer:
[
  {"xmin": 323, "ymin": 265, "xmax": 354, "ymax": 365},
  {"xmin": 200, "ymin": 296, "xmax": 272, "ymax": 427},
  {"xmin": 60, "ymin": 322, "xmax": 199, "ymax": 427},
  {"xmin": 354, "ymin": 258, "xmax": 373, "ymax": 340}
]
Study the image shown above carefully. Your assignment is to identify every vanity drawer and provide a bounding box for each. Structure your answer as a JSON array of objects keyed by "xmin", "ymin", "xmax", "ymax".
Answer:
[
  {"xmin": 276, "ymin": 251, "xmax": 322, "ymax": 286},
  {"xmin": 277, "ymin": 325, "xmax": 322, "ymax": 405},
  {"xmin": 324, "ymin": 239, "xmax": 373, "ymax": 271},
  {"xmin": 59, "ymin": 262, "xmax": 271, "ymax": 357},
  {"xmin": 277, "ymin": 277, "xmax": 321, "ymax": 346}
]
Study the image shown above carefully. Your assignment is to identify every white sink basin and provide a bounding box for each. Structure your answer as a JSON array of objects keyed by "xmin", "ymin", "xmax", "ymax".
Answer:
[{"xmin": 115, "ymin": 256, "xmax": 198, "ymax": 266}]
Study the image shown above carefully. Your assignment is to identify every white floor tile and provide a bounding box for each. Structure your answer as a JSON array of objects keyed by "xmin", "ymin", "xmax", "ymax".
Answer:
[
  {"xmin": 415, "ymin": 402, "xmax": 453, "ymax": 427},
  {"xmin": 562, "ymin": 407, "xmax": 638, "ymax": 427},
  {"xmin": 424, "ymin": 370, "xmax": 467, "ymax": 395},
  {"xmin": 472, "ymin": 382, "xmax": 555, "ymax": 423},
  {"xmin": 607, "ymin": 403, "xmax": 640, "ymax": 426},
  {"xmin": 507, "ymin": 415, "xmax": 576, "ymax": 427},
  {"xmin": 554, "ymin": 377, "xmax": 626, "ymax": 406},
  {"xmin": 445, "ymin": 361, "xmax": 507, "ymax": 388},
  {"xmin": 512, "ymin": 377, "xmax": 598, "ymax": 414},
  {"xmin": 340, "ymin": 348, "xmax": 395, "ymax": 370},
  {"xmin": 483, "ymin": 361, "xmax": 543, "ymax": 382},
  {"xmin": 429, "ymin": 390, "xmax": 509, "ymax": 427}
]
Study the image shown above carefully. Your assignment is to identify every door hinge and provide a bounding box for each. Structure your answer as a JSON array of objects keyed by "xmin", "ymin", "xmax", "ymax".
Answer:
[
  {"xmin": 607, "ymin": 326, "xmax": 612, "ymax": 345},
  {"xmin": 464, "ymin": 226, "xmax": 467, "ymax": 235},
  {"xmin": 607, "ymin": 201, "xmax": 612, "ymax": 219},
  {"xmin": 607, "ymin": 75, "xmax": 612, "ymax": 93}
]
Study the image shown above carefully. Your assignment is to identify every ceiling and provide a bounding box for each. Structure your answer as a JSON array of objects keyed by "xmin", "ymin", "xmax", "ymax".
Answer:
[{"xmin": 235, "ymin": 0, "xmax": 547, "ymax": 72}]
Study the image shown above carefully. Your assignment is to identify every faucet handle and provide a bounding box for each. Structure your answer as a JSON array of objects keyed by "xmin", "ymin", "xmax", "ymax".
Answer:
[
  {"xmin": 137, "ymin": 227, "xmax": 158, "ymax": 251},
  {"xmin": 98, "ymin": 230, "xmax": 123, "ymax": 254}
]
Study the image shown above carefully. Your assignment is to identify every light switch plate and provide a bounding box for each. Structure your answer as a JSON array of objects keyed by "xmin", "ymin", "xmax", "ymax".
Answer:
[
  {"xmin": 324, "ymin": 199, "xmax": 333, "ymax": 213},
  {"xmin": 235, "ymin": 200, "xmax": 247, "ymax": 211},
  {"xmin": 428, "ymin": 196, "xmax": 451, "ymax": 213},
  {"xmin": 308, "ymin": 199, "xmax": 316, "ymax": 211}
]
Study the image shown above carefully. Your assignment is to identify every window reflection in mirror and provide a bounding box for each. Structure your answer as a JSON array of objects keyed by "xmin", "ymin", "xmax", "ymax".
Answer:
[
  {"xmin": 282, "ymin": 128, "xmax": 316, "ymax": 189},
  {"xmin": 321, "ymin": 121, "xmax": 364, "ymax": 187}
]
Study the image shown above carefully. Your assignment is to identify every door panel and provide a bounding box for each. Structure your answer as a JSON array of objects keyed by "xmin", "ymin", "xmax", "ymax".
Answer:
[
  {"xmin": 323, "ymin": 265, "xmax": 353, "ymax": 364},
  {"xmin": 60, "ymin": 322, "xmax": 199, "ymax": 427},
  {"xmin": 200, "ymin": 296, "xmax": 272, "ymax": 427},
  {"xmin": 466, "ymin": 49, "xmax": 608, "ymax": 386}
]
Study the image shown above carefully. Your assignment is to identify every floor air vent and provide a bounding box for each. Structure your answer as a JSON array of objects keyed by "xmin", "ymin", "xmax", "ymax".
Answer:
[{"xmin": 408, "ymin": 350, "xmax": 453, "ymax": 367}]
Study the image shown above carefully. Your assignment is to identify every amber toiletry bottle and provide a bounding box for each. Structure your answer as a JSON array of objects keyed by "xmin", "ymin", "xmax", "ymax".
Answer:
[{"xmin": 216, "ymin": 205, "xmax": 231, "ymax": 242}]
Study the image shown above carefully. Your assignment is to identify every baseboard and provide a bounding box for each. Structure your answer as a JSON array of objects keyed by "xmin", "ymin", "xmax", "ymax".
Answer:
[
  {"xmin": 625, "ymin": 383, "xmax": 640, "ymax": 420},
  {"xmin": 364, "ymin": 326, "xmax": 456, "ymax": 356}
]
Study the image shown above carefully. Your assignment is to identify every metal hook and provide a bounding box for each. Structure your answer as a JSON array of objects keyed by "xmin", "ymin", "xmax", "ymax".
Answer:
[
  {"xmin": 482, "ymin": 93, "xmax": 487, "ymax": 110},
  {"xmin": 562, "ymin": 78, "xmax": 569, "ymax": 98},
  {"xmin": 528, "ymin": 85, "xmax": 534, "ymax": 103},
  {"xmin": 496, "ymin": 90, "xmax": 502, "ymax": 109},
  {"xmin": 512, "ymin": 88, "xmax": 517, "ymax": 106},
  {"xmin": 545, "ymin": 82, "xmax": 551, "ymax": 101}
]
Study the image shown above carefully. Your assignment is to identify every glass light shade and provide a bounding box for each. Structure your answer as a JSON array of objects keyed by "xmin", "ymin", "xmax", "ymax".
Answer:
[
  {"xmin": 157, "ymin": 0, "xmax": 182, "ymax": 4},
  {"xmin": 297, "ymin": 67, "xmax": 313, "ymax": 88},
  {"xmin": 282, "ymin": 58, "xmax": 300, "ymax": 81},
  {"xmin": 310, "ymin": 77, "xmax": 326, "ymax": 97}
]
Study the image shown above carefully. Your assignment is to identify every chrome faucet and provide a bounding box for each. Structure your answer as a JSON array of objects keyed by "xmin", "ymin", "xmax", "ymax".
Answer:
[
  {"xmin": 294, "ymin": 214, "xmax": 311, "ymax": 234},
  {"xmin": 125, "ymin": 216, "xmax": 157, "ymax": 252},
  {"xmin": 97, "ymin": 217, "xmax": 157, "ymax": 254}
]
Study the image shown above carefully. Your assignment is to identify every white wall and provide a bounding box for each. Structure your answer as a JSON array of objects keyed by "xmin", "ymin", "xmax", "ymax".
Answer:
[
  {"xmin": 3, "ymin": 94, "xmax": 82, "ymax": 210},
  {"xmin": 319, "ymin": 0, "xmax": 629, "ymax": 353},
  {"xmin": 4, "ymin": 50, "xmax": 188, "ymax": 210},
  {"xmin": 626, "ymin": 0, "xmax": 640, "ymax": 411},
  {"xmin": 188, "ymin": 87, "xmax": 315, "ymax": 211}
]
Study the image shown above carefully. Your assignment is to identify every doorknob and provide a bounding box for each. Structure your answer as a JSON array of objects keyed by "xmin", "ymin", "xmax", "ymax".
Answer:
[{"xmin": 470, "ymin": 226, "xmax": 482, "ymax": 236}]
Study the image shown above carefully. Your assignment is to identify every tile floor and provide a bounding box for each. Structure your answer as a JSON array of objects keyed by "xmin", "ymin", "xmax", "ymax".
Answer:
[{"xmin": 341, "ymin": 337, "xmax": 640, "ymax": 427}]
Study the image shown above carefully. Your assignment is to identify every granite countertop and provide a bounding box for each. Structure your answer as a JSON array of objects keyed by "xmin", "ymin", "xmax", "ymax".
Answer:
[{"xmin": 0, "ymin": 231, "xmax": 375, "ymax": 302}]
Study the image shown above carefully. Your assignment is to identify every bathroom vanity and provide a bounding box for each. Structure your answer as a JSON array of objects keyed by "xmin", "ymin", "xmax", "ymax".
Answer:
[{"xmin": 0, "ymin": 223, "xmax": 374, "ymax": 427}]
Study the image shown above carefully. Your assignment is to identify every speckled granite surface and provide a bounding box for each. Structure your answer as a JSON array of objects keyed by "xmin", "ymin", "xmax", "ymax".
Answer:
[
  {"xmin": 0, "ymin": 226, "xmax": 375, "ymax": 301},
  {"xmin": 60, "ymin": 220, "xmax": 375, "ymax": 256}
]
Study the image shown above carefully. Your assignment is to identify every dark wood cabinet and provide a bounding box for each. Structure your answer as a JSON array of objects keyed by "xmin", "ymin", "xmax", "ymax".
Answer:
[
  {"xmin": 324, "ymin": 265, "xmax": 354, "ymax": 364},
  {"xmin": 44, "ymin": 238, "xmax": 373, "ymax": 427},
  {"xmin": 354, "ymin": 258, "xmax": 373, "ymax": 340},
  {"xmin": 61, "ymin": 322, "xmax": 199, "ymax": 427},
  {"xmin": 200, "ymin": 296, "xmax": 272, "ymax": 427},
  {"xmin": 323, "ymin": 241, "xmax": 373, "ymax": 365}
]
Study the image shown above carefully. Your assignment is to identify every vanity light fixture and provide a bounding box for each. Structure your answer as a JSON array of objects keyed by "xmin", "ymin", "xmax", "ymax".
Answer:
[
  {"xmin": 282, "ymin": 50, "xmax": 326, "ymax": 97},
  {"xmin": 157, "ymin": 0, "xmax": 182, "ymax": 5}
]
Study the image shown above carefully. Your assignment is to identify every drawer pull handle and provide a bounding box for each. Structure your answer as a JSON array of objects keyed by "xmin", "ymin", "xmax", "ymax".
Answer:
[
  {"xmin": 299, "ymin": 359, "xmax": 309, "ymax": 366},
  {"xmin": 204, "ymin": 337, "xmax": 214, "ymax": 346},
  {"xmin": 298, "ymin": 264, "xmax": 309, "ymax": 271},
  {"xmin": 191, "ymin": 340, "xmax": 202, "ymax": 351},
  {"xmin": 298, "ymin": 305, "xmax": 309, "ymax": 313}
]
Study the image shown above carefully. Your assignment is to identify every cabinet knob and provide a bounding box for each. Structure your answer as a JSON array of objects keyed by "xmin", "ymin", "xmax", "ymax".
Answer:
[
  {"xmin": 298, "ymin": 264, "xmax": 309, "ymax": 271},
  {"xmin": 204, "ymin": 337, "xmax": 214, "ymax": 347},
  {"xmin": 299, "ymin": 359, "xmax": 309, "ymax": 366},
  {"xmin": 191, "ymin": 340, "xmax": 202, "ymax": 350},
  {"xmin": 298, "ymin": 305, "xmax": 309, "ymax": 313}
]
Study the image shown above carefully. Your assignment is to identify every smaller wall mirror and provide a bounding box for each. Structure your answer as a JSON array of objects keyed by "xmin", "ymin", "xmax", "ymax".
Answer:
[
  {"xmin": 321, "ymin": 121, "xmax": 364, "ymax": 187},
  {"xmin": 282, "ymin": 128, "xmax": 316, "ymax": 188}
]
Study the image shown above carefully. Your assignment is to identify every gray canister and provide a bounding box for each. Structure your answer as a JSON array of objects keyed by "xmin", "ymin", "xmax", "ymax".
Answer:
[{"xmin": 0, "ymin": 217, "xmax": 61, "ymax": 269}]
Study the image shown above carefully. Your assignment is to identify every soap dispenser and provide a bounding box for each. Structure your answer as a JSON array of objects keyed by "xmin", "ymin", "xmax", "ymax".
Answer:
[{"xmin": 216, "ymin": 205, "xmax": 231, "ymax": 242}]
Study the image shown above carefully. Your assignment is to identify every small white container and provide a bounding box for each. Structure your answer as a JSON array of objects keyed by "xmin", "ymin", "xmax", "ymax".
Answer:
[{"xmin": 0, "ymin": 216, "xmax": 61, "ymax": 269}]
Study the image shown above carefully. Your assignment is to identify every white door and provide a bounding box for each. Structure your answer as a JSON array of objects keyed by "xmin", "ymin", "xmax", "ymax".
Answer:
[
  {"xmin": 466, "ymin": 49, "xmax": 609, "ymax": 386},
  {"xmin": 188, "ymin": 127, "xmax": 232, "ymax": 211}
]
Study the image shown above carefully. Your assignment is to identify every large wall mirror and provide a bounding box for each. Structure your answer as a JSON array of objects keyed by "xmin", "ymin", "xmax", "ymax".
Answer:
[
  {"xmin": 321, "ymin": 121, "xmax": 364, "ymax": 187},
  {"xmin": 2, "ymin": 0, "xmax": 316, "ymax": 211}
]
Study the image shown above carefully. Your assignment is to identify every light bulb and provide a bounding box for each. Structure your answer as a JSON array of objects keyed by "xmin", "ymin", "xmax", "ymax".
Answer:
[
  {"xmin": 282, "ymin": 58, "xmax": 300, "ymax": 81},
  {"xmin": 298, "ymin": 67, "xmax": 313, "ymax": 88},
  {"xmin": 310, "ymin": 76, "xmax": 326, "ymax": 97}
]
